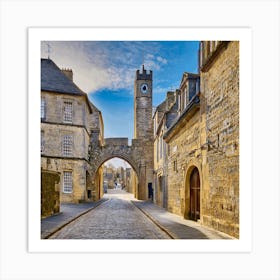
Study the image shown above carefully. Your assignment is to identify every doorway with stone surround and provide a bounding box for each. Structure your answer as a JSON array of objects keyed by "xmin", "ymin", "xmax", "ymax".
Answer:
[
  {"xmin": 189, "ymin": 167, "xmax": 200, "ymax": 221},
  {"xmin": 184, "ymin": 165, "xmax": 201, "ymax": 221}
]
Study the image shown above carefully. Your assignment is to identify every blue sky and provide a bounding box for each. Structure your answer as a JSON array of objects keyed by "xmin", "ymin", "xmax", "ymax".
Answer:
[{"xmin": 41, "ymin": 41, "xmax": 199, "ymax": 166}]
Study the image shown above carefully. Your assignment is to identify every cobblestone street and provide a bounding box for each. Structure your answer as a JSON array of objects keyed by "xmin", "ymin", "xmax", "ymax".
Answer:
[{"xmin": 49, "ymin": 190, "xmax": 171, "ymax": 239}]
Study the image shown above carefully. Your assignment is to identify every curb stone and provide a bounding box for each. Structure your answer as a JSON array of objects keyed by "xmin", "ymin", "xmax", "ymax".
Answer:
[{"xmin": 131, "ymin": 200, "xmax": 176, "ymax": 239}]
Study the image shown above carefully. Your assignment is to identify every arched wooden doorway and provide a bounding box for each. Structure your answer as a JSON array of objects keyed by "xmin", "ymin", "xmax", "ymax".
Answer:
[{"xmin": 190, "ymin": 167, "xmax": 200, "ymax": 221}]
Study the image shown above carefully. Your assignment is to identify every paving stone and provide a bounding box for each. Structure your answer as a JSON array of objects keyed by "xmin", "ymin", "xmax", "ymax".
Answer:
[
  {"xmin": 43, "ymin": 190, "xmax": 233, "ymax": 240},
  {"xmin": 133, "ymin": 200, "xmax": 233, "ymax": 239},
  {"xmin": 49, "ymin": 190, "xmax": 170, "ymax": 239},
  {"xmin": 41, "ymin": 198, "xmax": 107, "ymax": 239}
]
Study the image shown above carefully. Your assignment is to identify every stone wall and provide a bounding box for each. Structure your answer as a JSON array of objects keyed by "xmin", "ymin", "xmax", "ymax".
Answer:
[
  {"xmin": 41, "ymin": 91, "xmax": 93, "ymax": 133},
  {"xmin": 104, "ymin": 138, "xmax": 128, "ymax": 146},
  {"xmin": 134, "ymin": 96, "xmax": 153, "ymax": 140},
  {"xmin": 41, "ymin": 123, "xmax": 89, "ymax": 159},
  {"xmin": 200, "ymin": 41, "xmax": 239, "ymax": 237},
  {"xmin": 41, "ymin": 170, "xmax": 60, "ymax": 218},
  {"xmin": 41, "ymin": 157, "xmax": 91, "ymax": 203}
]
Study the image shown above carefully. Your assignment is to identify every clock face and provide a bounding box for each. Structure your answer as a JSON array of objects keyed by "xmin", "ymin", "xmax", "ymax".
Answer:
[{"xmin": 140, "ymin": 83, "xmax": 149, "ymax": 94}]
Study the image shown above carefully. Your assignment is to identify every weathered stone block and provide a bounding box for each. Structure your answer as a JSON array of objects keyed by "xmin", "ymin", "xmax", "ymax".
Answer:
[{"xmin": 41, "ymin": 170, "xmax": 60, "ymax": 218}]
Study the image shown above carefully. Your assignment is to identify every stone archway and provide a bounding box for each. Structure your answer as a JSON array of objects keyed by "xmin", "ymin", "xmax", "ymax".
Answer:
[
  {"xmin": 94, "ymin": 153, "xmax": 140, "ymax": 180},
  {"xmin": 89, "ymin": 137, "xmax": 151, "ymax": 200}
]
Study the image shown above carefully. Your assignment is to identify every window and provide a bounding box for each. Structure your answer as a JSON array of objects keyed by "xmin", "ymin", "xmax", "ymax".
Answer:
[
  {"xmin": 62, "ymin": 134, "xmax": 73, "ymax": 156},
  {"xmin": 177, "ymin": 93, "xmax": 181, "ymax": 113},
  {"xmin": 41, "ymin": 98, "xmax": 46, "ymax": 119},
  {"xmin": 173, "ymin": 160, "xmax": 177, "ymax": 172},
  {"xmin": 41, "ymin": 131, "xmax": 44, "ymax": 153},
  {"xmin": 185, "ymin": 88, "xmax": 188, "ymax": 106},
  {"xmin": 63, "ymin": 101, "xmax": 73, "ymax": 123},
  {"xmin": 160, "ymin": 135, "xmax": 163, "ymax": 159},
  {"xmin": 189, "ymin": 81, "xmax": 196, "ymax": 101},
  {"xmin": 196, "ymin": 78, "xmax": 200, "ymax": 95},
  {"xmin": 156, "ymin": 138, "xmax": 159, "ymax": 162},
  {"xmin": 206, "ymin": 41, "xmax": 211, "ymax": 59},
  {"xmin": 210, "ymin": 41, "xmax": 214, "ymax": 53},
  {"xmin": 63, "ymin": 171, "xmax": 73, "ymax": 193}
]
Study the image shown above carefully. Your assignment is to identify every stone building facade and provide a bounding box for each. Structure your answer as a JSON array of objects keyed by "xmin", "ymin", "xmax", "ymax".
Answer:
[
  {"xmin": 199, "ymin": 41, "xmax": 239, "ymax": 237},
  {"xmin": 124, "ymin": 167, "xmax": 133, "ymax": 193},
  {"xmin": 103, "ymin": 165, "xmax": 115, "ymax": 189},
  {"xmin": 163, "ymin": 73, "xmax": 201, "ymax": 218},
  {"xmin": 41, "ymin": 59, "xmax": 104, "ymax": 205},
  {"xmin": 159, "ymin": 41, "xmax": 239, "ymax": 238},
  {"xmin": 153, "ymin": 91, "xmax": 177, "ymax": 208}
]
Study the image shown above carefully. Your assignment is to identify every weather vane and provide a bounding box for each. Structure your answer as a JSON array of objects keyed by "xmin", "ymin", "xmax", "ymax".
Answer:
[
  {"xmin": 46, "ymin": 42, "xmax": 51, "ymax": 59},
  {"xmin": 142, "ymin": 51, "xmax": 145, "ymax": 67}
]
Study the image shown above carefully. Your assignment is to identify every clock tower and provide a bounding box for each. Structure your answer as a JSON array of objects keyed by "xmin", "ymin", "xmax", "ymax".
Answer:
[
  {"xmin": 134, "ymin": 65, "xmax": 153, "ymax": 139},
  {"xmin": 134, "ymin": 65, "xmax": 153, "ymax": 200}
]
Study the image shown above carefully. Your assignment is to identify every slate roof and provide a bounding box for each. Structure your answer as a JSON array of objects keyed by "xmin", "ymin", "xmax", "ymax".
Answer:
[
  {"xmin": 157, "ymin": 100, "xmax": 167, "ymax": 112},
  {"xmin": 165, "ymin": 101, "xmax": 179, "ymax": 129},
  {"xmin": 179, "ymin": 72, "xmax": 199, "ymax": 88},
  {"xmin": 41, "ymin": 58, "xmax": 85, "ymax": 95},
  {"xmin": 163, "ymin": 95, "xmax": 200, "ymax": 140}
]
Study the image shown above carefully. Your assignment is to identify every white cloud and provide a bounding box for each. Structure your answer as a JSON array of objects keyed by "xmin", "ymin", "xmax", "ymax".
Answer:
[
  {"xmin": 41, "ymin": 41, "xmax": 169, "ymax": 94},
  {"xmin": 157, "ymin": 56, "xmax": 168, "ymax": 64},
  {"xmin": 146, "ymin": 53, "xmax": 154, "ymax": 60},
  {"xmin": 143, "ymin": 54, "xmax": 168, "ymax": 71},
  {"xmin": 104, "ymin": 158, "xmax": 132, "ymax": 168},
  {"xmin": 153, "ymin": 83, "xmax": 179, "ymax": 95}
]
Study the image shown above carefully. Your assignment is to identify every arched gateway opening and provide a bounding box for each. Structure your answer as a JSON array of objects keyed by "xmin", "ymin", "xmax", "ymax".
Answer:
[{"xmin": 93, "ymin": 156, "xmax": 139, "ymax": 200}]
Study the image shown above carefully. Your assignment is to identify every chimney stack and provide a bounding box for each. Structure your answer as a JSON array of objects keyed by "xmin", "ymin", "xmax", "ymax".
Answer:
[
  {"xmin": 166, "ymin": 91, "xmax": 175, "ymax": 110},
  {"xmin": 62, "ymin": 68, "xmax": 73, "ymax": 81}
]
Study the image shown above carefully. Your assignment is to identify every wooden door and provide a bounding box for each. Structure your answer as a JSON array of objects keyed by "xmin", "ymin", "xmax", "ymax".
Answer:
[{"xmin": 190, "ymin": 167, "xmax": 200, "ymax": 221}]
